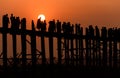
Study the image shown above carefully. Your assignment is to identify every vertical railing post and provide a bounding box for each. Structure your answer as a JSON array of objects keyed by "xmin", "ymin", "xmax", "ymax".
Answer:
[
  {"xmin": 11, "ymin": 28, "xmax": 17, "ymax": 68},
  {"xmin": 95, "ymin": 26, "xmax": 101, "ymax": 67},
  {"xmin": 70, "ymin": 35, "xmax": 74, "ymax": 65},
  {"xmin": 113, "ymin": 29, "xmax": 118, "ymax": 67},
  {"xmin": 89, "ymin": 26, "xmax": 94, "ymax": 67},
  {"xmin": 48, "ymin": 20, "xmax": 56, "ymax": 65},
  {"xmin": 75, "ymin": 24, "xmax": 79, "ymax": 66},
  {"xmin": 102, "ymin": 27, "xmax": 107, "ymax": 67},
  {"xmin": 41, "ymin": 33, "xmax": 46, "ymax": 65},
  {"xmin": 85, "ymin": 28, "xmax": 89, "ymax": 67},
  {"xmin": 31, "ymin": 20, "xmax": 36, "ymax": 67},
  {"xmin": 93, "ymin": 29, "xmax": 95, "ymax": 67},
  {"xmin": 41, "ymin": 21, "xmax": 46, "ymax": 65},
  {"xmin": 56, "ymin": 20, "xmax": 62, "ymax": 65},
  {"xmin": 64, "ymin": 37, "xmax": 69, "ymax": 65},
  {"xmin": 49, "ymin": 33, "xmax": 54, "ymax": 65},
  {"xmin": 21, "ymin": 18, "xmax": 27, "ymax": 67},
  {"xmin": 108, "ymin": 28, "xmax": 112, "ymax": 67},
  {"xmin": 2, "ymin": 26, "xmax": 7, "ymax": 68},
  {"xmin": 79, "ymin": 27, "xmax": 84, "ymax": 66},
  {"xmin": 2, "ymin": 14, "xmax": 9, "ymax": 69}
]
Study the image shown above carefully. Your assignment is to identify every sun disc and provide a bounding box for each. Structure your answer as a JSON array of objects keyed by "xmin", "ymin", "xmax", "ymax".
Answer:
[{"xmin": 38, "ymin": 14, "xmax": 45, "ymax": 21}]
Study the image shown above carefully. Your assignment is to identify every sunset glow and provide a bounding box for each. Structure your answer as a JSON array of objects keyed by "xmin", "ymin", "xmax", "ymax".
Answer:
[{"xmin": 38, "ymin": 14, "xmax": 46, "ymax": 21}]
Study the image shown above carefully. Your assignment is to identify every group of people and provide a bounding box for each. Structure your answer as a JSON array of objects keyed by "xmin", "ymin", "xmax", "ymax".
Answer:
[
  {"xmin": 37, "ymin": 18, "xmax": 77, "ymax": 34},
  {"xmin": 84, "ymin": 25, "xmax": 120, "ymax": 39},
  {"xmin": 36, "ymin": 18, "xmax": 46, "ymax": 32},
  {"xmin": 36, "ymin": 18, "xmax": 79, "ymax": 34},
  {"xmin": 10, "ymin": 14, "xmax": 20, "ymax": 29},
  {"xmin": 2, "ymin": 14, "xmax": 9, "ymax": 28},
  {"xmin": 48, "ymin": 19, "xmax": 80, "ymax": 34},
  {"xmin": 2, "ymin": 14, "xmax": 82, "ymax": 34},
  {"xmin": 2, "ymin": 14, "xmax": 26, "ymax": 30}
]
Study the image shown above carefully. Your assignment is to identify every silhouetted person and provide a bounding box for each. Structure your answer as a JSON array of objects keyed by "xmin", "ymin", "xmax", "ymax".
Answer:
[
  {"xmin": 42, "ymin": 20, "xmax": 46, "ymax": 32},
  {"xmin": 101, "ymin": 27, "xmax": 107, "ymax": 38},
  {"xmin": 21, "ymin": 18, "xmax": 26, "ymax": 29},
  {"xmin": 36, "ymin": 18, "xmax": 46, "ymax": 32},
  {"xmin": 108, "ymin": 28, "xmax": 113, "ymax": 38},
  {"xmin": 11, "ymin": 15, "xmax": 20, "ymax": 29},
  {"xmin": 48, "ymin": 19, "xmax": 56, "ymax": 32},
  {"xmin": 15, "ymin": 17, "xmax": 20, "ymax": 29},
  {"xmin": 95, "ymin": 26, "xmax": 100, "ymax": 37},
  {"xmin": 115, "ymin": 28, "xmax": 120, "ymax": 39},
  {"xmin": 113, "ymin": 27, "xmax": 118, "ymax": 39},
  {"xmin": 56, "ymin": 20, "xmax": 61, "ymax": 33},
  {"xmin": 89, "ymin": 25, "xmax": 94, "ymax": 37},
  {"xmin": 62, "ymin": 22, "xmax": 67, "ymax": 33},
  {"xmin": 66, "ymin": 22, "xmax": 71, "ymax": 33},
  {"xmin": 62, "ymin": 22, "xmax": 73, "ymax": 34},
  {"xmin": 36, "ymin": 18, "xmax": 41, "ymax": 30},
  {"xmin": 70, "ymin": 24, "xmax": 74, "ymax": 34},
  {"xmin": 32, "ymin": 20, "xmax": 35, "ymax": 30},
  {"xmin": 75, "ymin": 24, "xmax": 81, "ymax": 35},
  {"xmin": 2, "ymin": 14, "xmax": 9, "ymax": 28},
  {"xmin": 10, "ymin": 14, "xmax": 15, "ymax": 28},
  {"xmin": 118, "ymin": 28, "xmax": 120, "ymax": 40}
]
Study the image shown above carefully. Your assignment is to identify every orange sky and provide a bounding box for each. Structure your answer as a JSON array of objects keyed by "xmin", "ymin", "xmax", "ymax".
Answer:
[{"xmin": 0, "ymin": 0, "xmax": 120, "ymax": 28}]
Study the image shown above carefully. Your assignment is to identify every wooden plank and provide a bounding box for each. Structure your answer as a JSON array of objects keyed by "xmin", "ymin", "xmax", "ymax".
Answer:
[
  {"xmin": 21, "ymin": 18, "xmax": 27, "ymax": 67},
  {"xmin": 57, "ymin": 20, "xmax": 62, "ymax": 65},
  {"xmin": 2, "ymin": 28, "xmax": 7, "ymax": 68},
  {"xmin": 41, "ymin": 33, "xmax": 46, "ymax": 65},
  {"xmin": 31, "ymin": 20, "xmax": 37, "ymax": 67},
  {"xmin": 102, "ymin": 27, "xmax": 107, "ymax": 67},
  {"xmin": 49, "ymin": 33, "xmax": 54, "ymax": 65},
  {"xmin": 75, "ymin": 24, "xmax": 79, "ymax": 66},
  {"xmin": 12, "ymin": 30, "xmax": 17, "ymax": 67},
  {"xmin": 79, "ymin": 27, "xmax": 84, "ymax": 66}
]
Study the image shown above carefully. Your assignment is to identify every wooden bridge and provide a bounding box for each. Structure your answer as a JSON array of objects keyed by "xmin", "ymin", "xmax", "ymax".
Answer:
[{"xmin": 0, "ymin": 16, "xmax": 120, "ymax": 71}]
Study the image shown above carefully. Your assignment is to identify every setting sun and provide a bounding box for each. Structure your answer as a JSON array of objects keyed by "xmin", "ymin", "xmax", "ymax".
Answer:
[{"xmin": 38, "ymin": 14, "xmax": 45, "ymax": 21}]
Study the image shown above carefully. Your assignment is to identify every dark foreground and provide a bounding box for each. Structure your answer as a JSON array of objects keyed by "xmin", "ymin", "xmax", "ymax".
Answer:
[{"xmin": 0, "ymin": 65, "xmax": 120, "ymax": 78}]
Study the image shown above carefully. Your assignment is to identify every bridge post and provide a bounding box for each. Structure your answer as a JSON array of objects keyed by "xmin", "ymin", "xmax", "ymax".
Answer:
[
  {"xmin": 113, "ymin": 29, "xmax": 118, "ymax": 67},
  {"xmin": 70, "ymin": 35, "xmax": 74, "ymax": 65},
  {"xmin": 85, "ymin": 28, "xmax": 89, "ymax": 67},
  {"xmin": 96, "ymin": 27, "xmax": 101, "ymax": 67},
  {"xmin": 2, "ymin": 14, "xmax": 9, "ymax": 68},
  {"xmin": 11, "ymin": 29, "xmax": 17, "ymax": 68},
  {"xmin": 56, "ymin": 20, "xmax": 62, "ymax": 65},
  {"xmin": 41, "ymin": 31, "xmax": 46, "ymax": 65},
  {"xmin": 2, "ymin": 28, "xmax": 7, "ymax": 68},
  {"xmin": 31, "ymin": 20, "xmax": 37, "ymax": 67},
  {"xmin": 79, "ymin": 27, "xmax": 84, "ymax": 66},
  {"xmin": 108, "ymin": 28, "xmax": 112, "ymax": 67},
  {"xmin": 102, "ymin": 27, "xmax": 107, "ymax": 67},
  {"xmin": 21, "ymin": 18, "xmax": 27, "ymax": 67},
  {"xmin": 49, "ymin": 33, "xmax": 54, "ymax": 65},
  {"xmin": 75, "ymin": 24, "xmax": 79, "ymax": 66}
]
